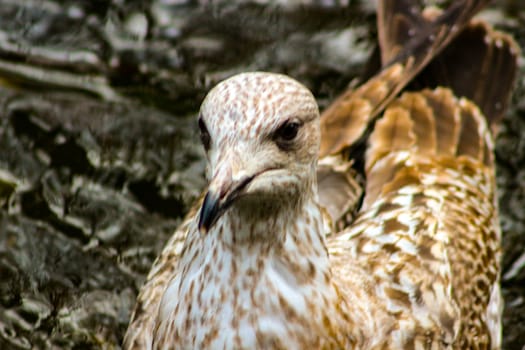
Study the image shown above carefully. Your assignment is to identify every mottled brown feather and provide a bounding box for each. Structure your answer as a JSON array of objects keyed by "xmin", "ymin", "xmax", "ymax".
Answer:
[
  {"xmin": 362, "ymin": 104, "xmax": 415, "ymax": 208},
  {"xmin": 331, "ymin": 21, "xmax": 519, "ymax": 346},
  {"xmin": 457, "ymin": 103, "xmax": 485, "ymax": 162},
  {"xmin": 123, "ymin": 194, "xmax": 204, "ymax": 349},
  {"xmin": 329, "ymin": 88, "xmax": 501, "ymax": 348},
  {"xmin": 424, "ymin": 89, "xmax": 461, "ymax": 155}
]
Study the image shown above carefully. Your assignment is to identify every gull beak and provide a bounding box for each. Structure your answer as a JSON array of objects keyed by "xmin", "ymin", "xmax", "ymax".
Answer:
[
  {"xmin": 198, "ymin": 191, "xmax": 223, "ymax": 234},
  {"xmin": 198, "ymin": 171, "xmax": 254, "ymax": 234}
]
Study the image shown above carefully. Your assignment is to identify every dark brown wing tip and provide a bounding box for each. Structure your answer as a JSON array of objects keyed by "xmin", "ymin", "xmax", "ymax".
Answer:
[
  {"xmin": 319, "ymin": 1, "xmax": 493, "ymax": 158},
  {"xmin": 480, "ymin": 22, "xmax": 521, "ymax": 127},
  {"xmin": 411, "ymin": 19, "xmax": 520, "ymax": 129}
]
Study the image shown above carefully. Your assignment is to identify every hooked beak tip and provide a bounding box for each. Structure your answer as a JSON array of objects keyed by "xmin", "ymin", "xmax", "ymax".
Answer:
[
  {"xmin": 198, "ymin": 191, "xmax": 220, "ymax": 234},
  {"xmin": 198, "ymin": 173, "xmax": 256, "ymax": 233}
]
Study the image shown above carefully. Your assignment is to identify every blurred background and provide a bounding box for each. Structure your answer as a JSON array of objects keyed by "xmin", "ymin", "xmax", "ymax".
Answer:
[{"xmin": 0, "ymin": 0, "xmax": 523, "ymax": 348}]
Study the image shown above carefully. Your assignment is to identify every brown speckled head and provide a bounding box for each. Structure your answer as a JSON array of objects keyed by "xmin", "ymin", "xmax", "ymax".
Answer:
[
  {"xmin": 200, "ymin": 72, "xmax": 319, "ymax": 154},
  {"xmin": 197, "ymin": 72, "xmax": 321, "ymax": 232}
]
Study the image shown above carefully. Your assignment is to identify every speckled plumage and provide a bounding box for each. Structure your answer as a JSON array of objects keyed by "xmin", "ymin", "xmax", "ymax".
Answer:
[{"xmin": 124, "ymin": 2, "xmax": 519, "ymax": 349}]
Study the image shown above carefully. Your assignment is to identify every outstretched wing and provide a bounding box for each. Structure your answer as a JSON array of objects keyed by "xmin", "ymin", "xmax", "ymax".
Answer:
[
  {"xmin": 317, "ymin": 0, "xmax": 493, "ymax": 229},
  {"xmin": 328, "ymin": 17, "xmax": 519, "ymax": 349},
  {"xmin": 319, "ymin": 0, "xmax": 491, "ymax": 158}
]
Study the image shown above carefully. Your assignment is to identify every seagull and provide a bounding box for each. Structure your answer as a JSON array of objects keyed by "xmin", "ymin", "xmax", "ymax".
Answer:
[{"xmin": 124, "ymin": 2, "xmax": 519, "ymax": 349}]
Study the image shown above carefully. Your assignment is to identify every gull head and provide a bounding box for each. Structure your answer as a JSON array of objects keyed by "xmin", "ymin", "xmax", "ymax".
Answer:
[{"xmin": 197, "ymin": 72, "xmax": 320, "ymax": 233}]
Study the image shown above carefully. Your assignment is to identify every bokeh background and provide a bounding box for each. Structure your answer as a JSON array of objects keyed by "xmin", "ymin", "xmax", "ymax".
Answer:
[{"xmin": 0, "ymin": 0, "xmax": 524, "ymax": 349}]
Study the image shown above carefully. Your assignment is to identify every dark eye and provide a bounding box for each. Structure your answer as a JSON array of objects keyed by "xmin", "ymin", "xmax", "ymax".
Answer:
[
  {"xmin": 273, "ymin": 119, "xmax": 302, "ymax": 150},
  {"xmin": 198, "ymin": 117, "xmax": 211, "ymax": 152}
]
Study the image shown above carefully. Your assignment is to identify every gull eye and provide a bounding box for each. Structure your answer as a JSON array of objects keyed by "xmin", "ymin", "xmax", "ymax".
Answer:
[
  {"xmin": 273, "ymin": 119, "xmax": 302, "ymax": 151},
  {"xmin": 198, "ymin": 117, "xmax": 211, "ymax": 152}
]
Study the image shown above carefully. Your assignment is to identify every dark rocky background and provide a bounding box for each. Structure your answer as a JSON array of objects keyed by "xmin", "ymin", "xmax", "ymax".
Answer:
[{"xmin": 0, "ymin": 0, "xmax": 523, "ymax": 349}]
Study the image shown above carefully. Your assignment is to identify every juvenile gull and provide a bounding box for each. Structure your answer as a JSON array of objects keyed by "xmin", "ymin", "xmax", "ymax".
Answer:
[
  {"xmin": 124, "ymin": 5, "xmax": 519, "ymax": 350},
  {"xmin": 125, "ymin": 73, "xmax": 508, "ymax": 349}
]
